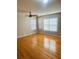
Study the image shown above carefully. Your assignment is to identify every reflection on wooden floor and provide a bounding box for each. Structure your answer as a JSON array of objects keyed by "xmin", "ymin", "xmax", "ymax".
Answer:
[{"xmin": 17, "ymin": 33, "xmax": 61, "ymax": 59}]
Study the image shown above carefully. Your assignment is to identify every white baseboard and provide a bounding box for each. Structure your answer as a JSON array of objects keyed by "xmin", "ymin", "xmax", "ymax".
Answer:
[
  {"xmin": 17, "ymin": 32, "xmax": 36, "ymax": 39},
  {"xmin": 39, "ymin": 32, "xmax": 61, "ymax": 38}
]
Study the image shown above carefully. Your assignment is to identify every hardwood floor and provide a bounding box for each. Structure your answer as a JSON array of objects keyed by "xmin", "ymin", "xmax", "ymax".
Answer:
[{"xmin": 17, "ymin": 33, "xmax": 61, "ymax": 59}]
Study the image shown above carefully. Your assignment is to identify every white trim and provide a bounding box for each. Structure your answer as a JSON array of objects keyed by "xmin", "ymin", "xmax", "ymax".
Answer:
[
  {"xmin": 17, "ymin": 32, "xmax": 36, "ymax": 39},
  {"xmin": 45, "ymin": 33, "xmax": 61, "ymax": 38},
  {"xmin": 39, "ymin": 32, "xmax": 61, "ymax": 38}
]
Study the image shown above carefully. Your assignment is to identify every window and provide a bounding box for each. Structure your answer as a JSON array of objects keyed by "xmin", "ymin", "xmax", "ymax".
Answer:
[
  {"xmin": 44, "ymin": 19, "xmax": 50, "ymax": 31},
  {"xmin": 44, "ymin": 17, "xmax": 58, "ymax": 32},
  {"xmin": 50, "ymin": 18, "xmax": 58, "ymax": 31},
  {"xmin": 31, "ymin": 19, "xmax": 36, "ymax": 30}
]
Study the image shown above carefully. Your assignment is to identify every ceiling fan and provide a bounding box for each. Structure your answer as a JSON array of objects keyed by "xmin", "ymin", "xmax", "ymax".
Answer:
[{"xmin": 25, "ymin": 11, "xmax": 37, "ymax": 17}]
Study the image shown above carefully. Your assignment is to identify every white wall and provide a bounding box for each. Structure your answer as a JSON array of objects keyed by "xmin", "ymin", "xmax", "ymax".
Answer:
[
  {"xmin": 17, "ymin": 12, "xmax": 36, "ymax": 38},
  {"xmin": 17, "ymin": 12, "xmax": 61, "ymax": 38}
]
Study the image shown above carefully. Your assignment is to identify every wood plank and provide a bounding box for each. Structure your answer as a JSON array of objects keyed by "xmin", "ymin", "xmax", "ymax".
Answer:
[{"xmin": 17, "ymin": 33, "xmax": 61, "ymax": 59}]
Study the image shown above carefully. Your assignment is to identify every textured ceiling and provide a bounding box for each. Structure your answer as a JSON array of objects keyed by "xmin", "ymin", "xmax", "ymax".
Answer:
[{"xmin": 17, "ymin": 0, "xmax": 61, "ymax": 16}]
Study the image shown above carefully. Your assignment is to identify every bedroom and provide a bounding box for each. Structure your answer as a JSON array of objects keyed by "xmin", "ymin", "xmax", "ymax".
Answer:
[{"xmin": 17, "ymin": 0, "xmax": 61, "ymax": 59}]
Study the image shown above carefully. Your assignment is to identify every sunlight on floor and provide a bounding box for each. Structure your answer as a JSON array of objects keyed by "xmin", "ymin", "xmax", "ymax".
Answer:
[{"xmin": 44, "ymin": 38, "xmax": 56, "ymax": 52}]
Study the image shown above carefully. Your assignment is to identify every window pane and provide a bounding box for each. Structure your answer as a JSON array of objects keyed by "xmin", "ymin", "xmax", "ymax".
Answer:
[
  {"xmin": 50, "ymin": 18, "xmax": 58, "ymax": 32},
  {"xmin": 44, "ymin": 19, "xmax": 49, "ymax": 24},
  {"xmin": 44, "ymin": 19, "xmax": 50, "ymax": 31},
  {"xmin": 44, "ymin": 24, "xmax": 49, "ymax": 31},
  {"xmin": 31, "ymin": 20, "xmax": 36, "ymax": 30}
]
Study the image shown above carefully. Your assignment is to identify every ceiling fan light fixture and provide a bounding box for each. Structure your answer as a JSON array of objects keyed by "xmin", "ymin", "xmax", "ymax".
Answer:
[
  {"xmin": 29, "ymin": 12, "xmax": 32, "ymax": 17},
  {"xmin": 29, "ymin": 14, "xmax": 32, "ymax": 17}
]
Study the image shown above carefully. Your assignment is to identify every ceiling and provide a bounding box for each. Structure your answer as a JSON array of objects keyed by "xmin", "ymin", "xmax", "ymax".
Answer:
[{"xmin": 17, "ymin": 0, "xmax": 61, "ymax": 16}]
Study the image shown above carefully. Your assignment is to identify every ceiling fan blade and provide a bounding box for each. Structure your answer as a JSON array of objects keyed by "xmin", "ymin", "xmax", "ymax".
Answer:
[
  {"xmin": 31, "ymin": 15, "xmax": 37, "ymax": 16},
  {"xmin": 25, "ymin": 11, "xmax": 37, "ymax": 17},
  {"xmin": 25, "ymin": 15, "xmax": 36, "ymax": 17}
]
